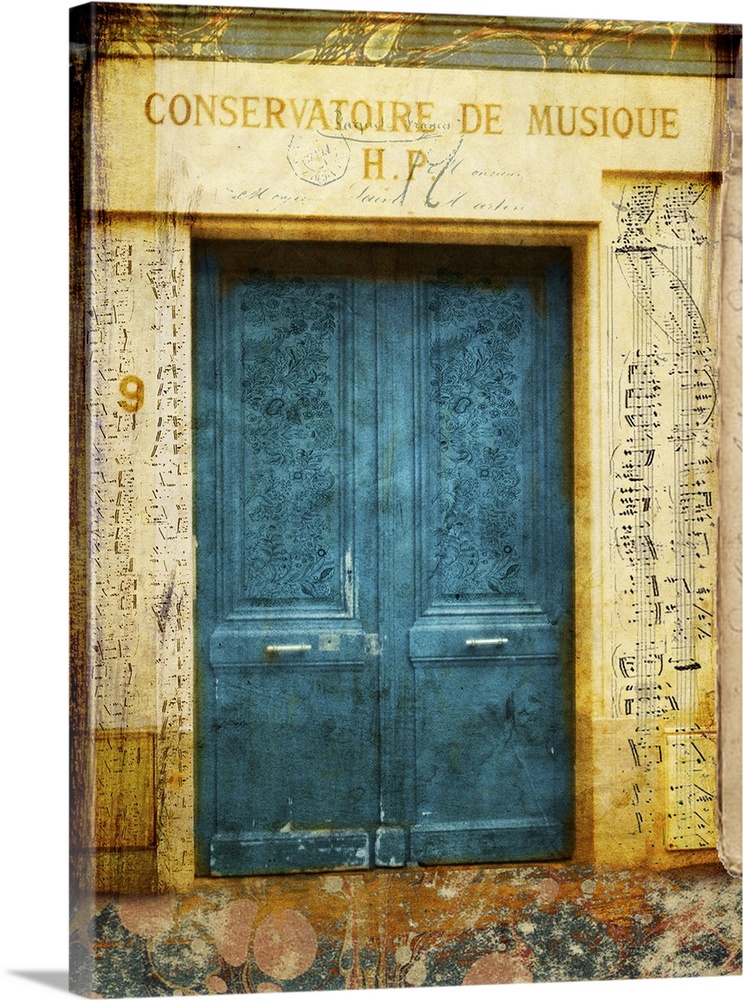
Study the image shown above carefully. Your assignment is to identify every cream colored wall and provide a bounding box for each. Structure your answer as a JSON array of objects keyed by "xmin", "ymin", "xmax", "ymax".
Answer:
[
  {"xmin": 86, "ymin": 217, "xmax": 194, "ymax": 890},
  {"xmin": 90, "ymin": 61, "xmax": 721, "ymax": 218},
  {"xmin": 82, "ymin": 57, "xmax": 729, "ymax": 890}
]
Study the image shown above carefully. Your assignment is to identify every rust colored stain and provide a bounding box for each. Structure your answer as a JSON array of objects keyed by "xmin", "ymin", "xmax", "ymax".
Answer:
[
  {"xmin": 116, "ymin": 893, "xmax": 178, "ymax": 939},
  {"xmin": 463, "ymin": 951, "xmax": 534, "ymax": 985},
  {"xmin": 75, "ymin": 863, "xmax": 742, "ymax": 995},
  {"xmin": 212, "ymin": 899, "xmax": 260, "ymax": 967},
  {"xmin": 252, "ymin": 910, "xmax": 318, "ymax": 981}
]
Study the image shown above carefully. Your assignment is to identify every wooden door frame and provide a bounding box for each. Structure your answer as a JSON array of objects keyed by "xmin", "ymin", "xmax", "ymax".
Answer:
[{"xmin": 178, "ymin": 215, "xmax": 598, "ymax": 885}]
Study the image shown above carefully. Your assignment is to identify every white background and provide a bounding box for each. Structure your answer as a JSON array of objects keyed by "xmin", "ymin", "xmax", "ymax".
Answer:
[{"xmin": 1, "ymin": 1, "xmax": 739, "ymax": 999}]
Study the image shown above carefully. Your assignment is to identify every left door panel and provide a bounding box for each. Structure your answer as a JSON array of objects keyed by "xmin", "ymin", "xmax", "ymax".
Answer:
[{"xmin": 194, "ymin": 241, "xmax": 379, "ymax": 875}]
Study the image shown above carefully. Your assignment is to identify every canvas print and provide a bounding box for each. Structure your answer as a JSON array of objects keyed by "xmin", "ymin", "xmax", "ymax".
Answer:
[{"xmin": 70, "ymin": 3, "xmax": 742, "ymax": 997}]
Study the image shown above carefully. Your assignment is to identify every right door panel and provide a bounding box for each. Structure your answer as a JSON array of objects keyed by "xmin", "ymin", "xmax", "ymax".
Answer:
[{"xmin": 402, "ymin": 247, "xmax": 574, "ymax": 863}]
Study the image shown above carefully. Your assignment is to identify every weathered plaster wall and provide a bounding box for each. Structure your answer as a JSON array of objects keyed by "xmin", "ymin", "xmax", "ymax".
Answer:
[
  {"xmin": 72, "ymin": 7, "xmax": 734, "ymax": 893},
  {"xmin": 83, "ymin": 217, "xmax": 194, "ymax": 890},
  {"xmin": 72, "ymin": 863, "xmax": 741, "ymax": 995},
  {"xmin": 80, "ymin": 184, "xmax": 721, "ymax": 888}
]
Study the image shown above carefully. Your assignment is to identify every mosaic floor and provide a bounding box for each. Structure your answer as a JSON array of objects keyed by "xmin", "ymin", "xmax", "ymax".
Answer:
[{"xmin": 70, "ymin": 862, "xmax": 741, "ymax": 997}]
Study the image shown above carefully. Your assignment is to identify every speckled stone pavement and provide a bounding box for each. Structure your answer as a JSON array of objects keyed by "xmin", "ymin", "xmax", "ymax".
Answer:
[{"xmin": 70, "ymin": 862, "xmax": 741, "ymax": 996}]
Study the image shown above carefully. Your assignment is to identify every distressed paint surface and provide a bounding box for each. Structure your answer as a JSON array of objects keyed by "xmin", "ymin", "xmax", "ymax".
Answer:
[
  {"xmin": 70, "ymin": 6, "xmax": 738, "ymax": 76},
  {"xmin": 71, "ymin": 863, "xmax": 741, "ymax": 995},
  {"xmin": 70, "ymin": 14, "xmax": 740, "ymax": 1000},
  {"xmin": 194, "ymin": 243, "xmax": 573, "ymax": 874},
  {"xmin": 94, "ymin": 732, "xmax": 156, "ymax": 848}
]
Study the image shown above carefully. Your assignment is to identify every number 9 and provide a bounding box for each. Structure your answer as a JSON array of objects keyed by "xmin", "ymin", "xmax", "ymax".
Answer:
[{"xmin": 119, "ymin": 375, "xmax": 144, "ymax": 413}]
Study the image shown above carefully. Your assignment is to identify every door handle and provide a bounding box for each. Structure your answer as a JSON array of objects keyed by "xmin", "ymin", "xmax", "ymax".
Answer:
[
  {"xmin": 465, "ymin": 638, "xmax": 509, "ymax": 647},
  {"xmin": 265, "ymin": 644, "xmax": 312, "ymax": 654}
]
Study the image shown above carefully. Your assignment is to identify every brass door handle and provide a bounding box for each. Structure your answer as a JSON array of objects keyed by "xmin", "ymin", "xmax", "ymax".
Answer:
[
  {"xmin": 265, "ymin": 644, "xmax": 312, "ymax": 654},
  {"xmin": 465, "ymin": 638, "xmax": 509, "ymax": 647}
]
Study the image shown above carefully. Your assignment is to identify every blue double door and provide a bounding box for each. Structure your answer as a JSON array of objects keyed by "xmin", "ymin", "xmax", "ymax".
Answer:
[{"xmin": 194, "ymin": 240, "xmax": 574, "ymax": 875}]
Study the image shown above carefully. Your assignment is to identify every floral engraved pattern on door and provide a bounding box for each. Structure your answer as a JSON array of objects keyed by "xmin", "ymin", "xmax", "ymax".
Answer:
[
  {"xmin": 426, "ymin": 271, "xmax": 527, "ymax": 601},
  {"xmin": 239, "ymin": 270, "xmax": 342, "ymax": 604}
]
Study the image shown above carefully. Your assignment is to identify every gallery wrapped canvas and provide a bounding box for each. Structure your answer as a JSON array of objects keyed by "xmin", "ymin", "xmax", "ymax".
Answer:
[{"xmin": 70, "ymin": 3, "xmax": 742, "ymax": 997}]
